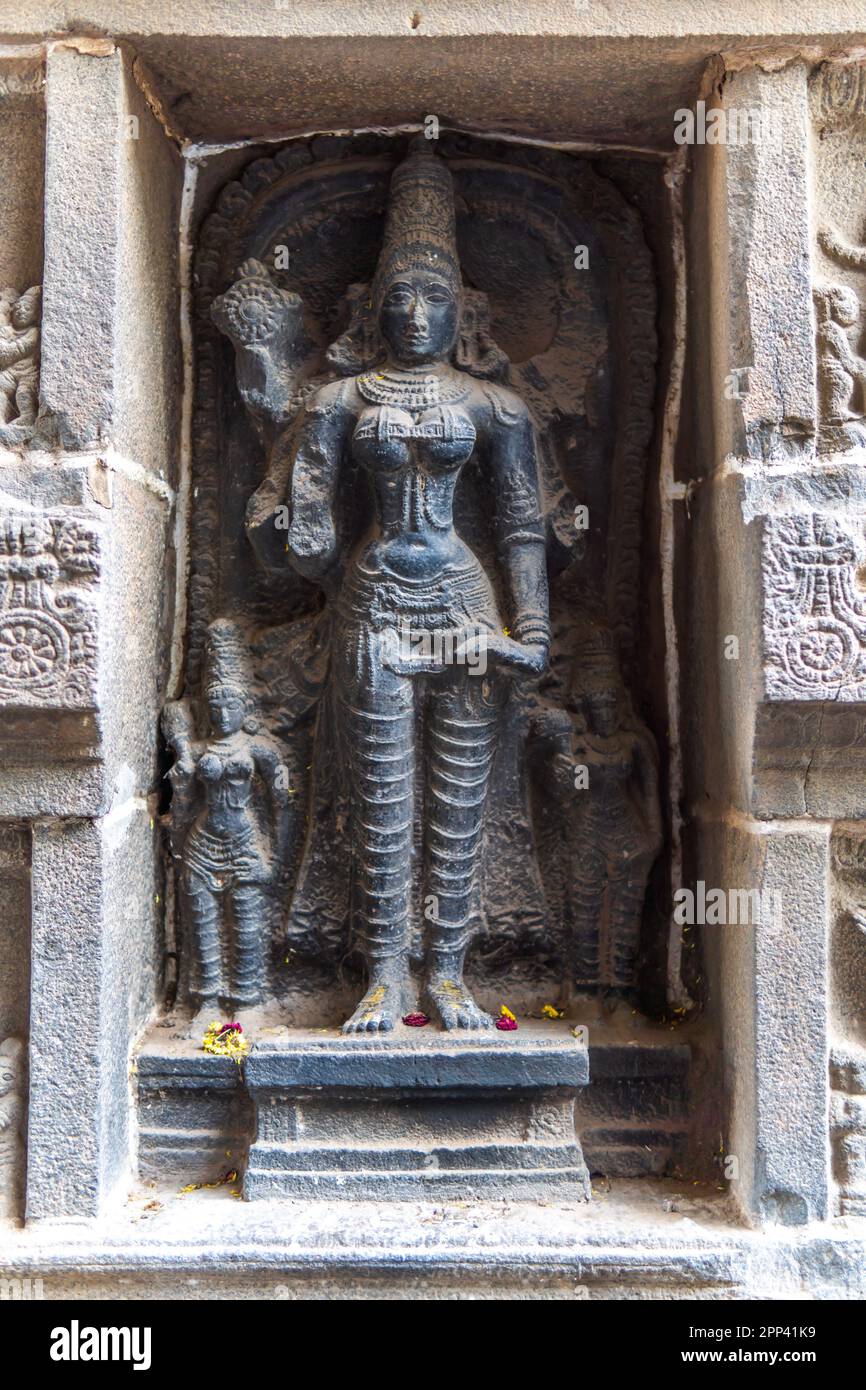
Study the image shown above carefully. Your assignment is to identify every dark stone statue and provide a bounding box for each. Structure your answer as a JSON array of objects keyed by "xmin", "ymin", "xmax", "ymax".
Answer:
[
  {"xmin": 264, "ymin": 139, "xmax": 549, "ymax": 1032},
  {"xmin": 162, "ymin": 619, "xmax": 291, "ymax": 1026},
  {"xmin": 530, "ymin": 621, "xmax": 662, "ymax": 997},
  {"xmin": 166, "ymin": 127, "xmax": 665, "ymax": 1033}
]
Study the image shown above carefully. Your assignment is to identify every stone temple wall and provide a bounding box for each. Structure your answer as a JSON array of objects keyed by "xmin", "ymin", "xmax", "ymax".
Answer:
[{"xmin": 0, "ymin": 2, "xmax": 864, "ymax": 1300}]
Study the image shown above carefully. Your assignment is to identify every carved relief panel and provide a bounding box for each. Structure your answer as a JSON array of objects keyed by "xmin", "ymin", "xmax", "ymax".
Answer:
[
  {"xmin": 166, "ymin": 131, "xmax": 665, "ymax": 1031},
  {"xmin": 0, "ymin": 511, "xmax": 98, "ymax": 711},
  {"xmin": 812, "ymin": 62, "xmax": 866, "ymax": 457}
]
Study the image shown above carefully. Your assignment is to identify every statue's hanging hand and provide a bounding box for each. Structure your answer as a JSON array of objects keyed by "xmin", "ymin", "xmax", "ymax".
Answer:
[{"xmin": 479, "ymin": 632, "xmax": 548, "ymax": 677}]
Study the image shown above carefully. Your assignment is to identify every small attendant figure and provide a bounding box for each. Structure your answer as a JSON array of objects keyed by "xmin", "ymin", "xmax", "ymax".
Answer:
[
  {"xmin": 163, "ymin": 619, "xmax": 291, "ymax": 1032},
  {"xmin": 0, "ymin": 286, "xmax": 40, "ymax": 443},
  {"xmin": 531, "ymin": 624, "xmax": 662, "ymax": 997}
]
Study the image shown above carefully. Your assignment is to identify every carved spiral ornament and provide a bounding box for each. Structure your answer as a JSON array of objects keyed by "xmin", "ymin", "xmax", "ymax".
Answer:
[
  {"xmin": 217, "ymin": 278, "xmax": 285, "ymax": 344},
  {"xmin": 785, "ymin": 620, "xmax": 857, "ymax": 687},
  {"xmin": 0, "ymin": 610, "xmax": 69, "ymax": 690}
]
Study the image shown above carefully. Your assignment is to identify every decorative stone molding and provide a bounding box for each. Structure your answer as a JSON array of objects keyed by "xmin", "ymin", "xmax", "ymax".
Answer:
[
  {"xmin": 762, "ymin": 513, "xmax": 866, "ymax": 700},
  {"xmin": 814, "ymin": 59, "xmax": 866, "ymax": 132},
  {"xmin": 0, "ymin": 511, "xmax": 99, "ymax": 711}
]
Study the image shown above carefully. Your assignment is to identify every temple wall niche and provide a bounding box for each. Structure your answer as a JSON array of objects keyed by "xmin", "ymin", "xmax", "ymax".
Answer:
[
  {"xmin": 178, "ymin": 130, "xmax": 672, "ymax": 1001},
  {"xmin": 0, "ymin": 2, "xmax": 864, "ymax": 1301}
]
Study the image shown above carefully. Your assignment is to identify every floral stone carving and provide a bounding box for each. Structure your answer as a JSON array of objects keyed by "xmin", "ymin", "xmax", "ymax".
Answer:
[
  {"xmin": 0, "ymin": 512, "xmax": 99, "ymax": 709},
  {"xmin": 763, "ymin": 514, "xmax": 866, "ymax": 700}
]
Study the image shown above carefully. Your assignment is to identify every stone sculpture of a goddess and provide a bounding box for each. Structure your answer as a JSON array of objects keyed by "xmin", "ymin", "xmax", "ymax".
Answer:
[{"xmin": 275, "ymin": 138, "xmax": 551, "ymax": 1032}]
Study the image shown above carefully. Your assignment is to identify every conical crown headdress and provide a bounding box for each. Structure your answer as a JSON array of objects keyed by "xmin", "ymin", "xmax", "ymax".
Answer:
[
  {"xmin": 372, "ymin": 136, "xmax": 462, "ymax": 305},
  {"xmin": 204, "ymin": 618, "xmax": 249, "ymax": 700},
  {"xmin": 570, "ymin": 618, "xmax": 622, "ymax": 695}
]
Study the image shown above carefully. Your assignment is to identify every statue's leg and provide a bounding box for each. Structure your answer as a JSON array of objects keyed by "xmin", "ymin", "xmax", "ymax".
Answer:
[
  {"xmin": 183, "ymin": 870, "xmax": 223, "ymax": 1036},
  {"xmin": 341, "ymin": 635, "xmax": 414, "ymax": 1033},
  {"xmin": 0, "ymin": 373, "xmax": 15, "ymax": 424},
  {"xmin": 14, "ymin": 374, "xmax": 38, "ymax": 427},
  {"xmin": 570, "ymin": 841, "xmax": 605, "ymax": 992},
  {"xmin": 424, "ymin": 672, "xmax": 498, "ymax": 1029},
  {"xmin": 230, "ymin": 882, "xmax": 267, "ymax": 1008},
  {"xmin": 604, "ymin": 855, "xmax": 651, "ymax": 991}
]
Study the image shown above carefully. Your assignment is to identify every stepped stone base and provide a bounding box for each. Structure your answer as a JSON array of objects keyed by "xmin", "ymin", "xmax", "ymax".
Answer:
[
  {"xmin": 242, "ymin": 1025, "xmax": 591, "ymax": 1201},
  {"xmin": 135, "ymin": 1012, "xmax": 691, "ymax": 1186}
]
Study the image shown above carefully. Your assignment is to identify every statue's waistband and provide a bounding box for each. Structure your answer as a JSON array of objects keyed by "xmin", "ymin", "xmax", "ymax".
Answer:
[{"xmin": 336, "ymin": 555, "xmax": 498, "ymax": 629}]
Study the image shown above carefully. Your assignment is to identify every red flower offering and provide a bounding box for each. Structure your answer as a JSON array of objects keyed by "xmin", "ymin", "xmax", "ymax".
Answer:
[
  {"xmin": 495, "ymin": 1016, "xmax": 518, "ymax": 1031},
  {"xmin": 402, "ymin": 1012, "xmax": 430, "ymax": 1027}
]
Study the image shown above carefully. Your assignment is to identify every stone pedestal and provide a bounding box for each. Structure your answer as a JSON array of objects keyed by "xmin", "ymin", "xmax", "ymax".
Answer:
[{"xmin": 243, "ymin": 1026, "xmax": 590, "ymax": 1201}]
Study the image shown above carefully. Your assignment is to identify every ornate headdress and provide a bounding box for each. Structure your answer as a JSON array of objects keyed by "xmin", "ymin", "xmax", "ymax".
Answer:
[
  {"xmin": 372, "ymin": 136, "xmax": 462, "ymax": 306},
  {"xmin": 570, "ymin": 618, "xmax": 622, "ymax": 696},
  {"xmin": 204, "ymin": 617, "xmax": 249, "ymax": 702},
  {"xmin": 0, "ymin": 1036, "xmax": 24, "ymax": 1070}
]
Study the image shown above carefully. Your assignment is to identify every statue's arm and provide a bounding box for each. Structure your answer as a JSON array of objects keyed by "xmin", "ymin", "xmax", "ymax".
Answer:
[
  {"xmin": 0, "ymin": 333, "xmax": 29, "ymax": 369},
  {"xmin": 286, "ymin": 384, "xmax": 353, "ymax": 580},
  {"xmin": 162, "ymin": 699, "xmax": 196, "ymax": 769},
  {"xmin": 824, "ymin": 322, "xmax": 863, "ymax": 375},
  {"xmin": 483, "ymin": 389, "xmax": 551, "ymax": 659},
  {"xmin": 819, "ymin": 226, "xmax": 866, "ymax": 270},
  {"xmin": 253, "ymin": 740, "xmax": 292, "ymax": 863},
  {"xmin": 634, "ymin": 731, "xmax": 663, "ymax": 848},
  {"xmin": 161, "ymin": 700, "xmax": 199, "ymax": 834},
  {"xmin": 245, "ymin": 416, "xmax": 304, "ymax": 574}
]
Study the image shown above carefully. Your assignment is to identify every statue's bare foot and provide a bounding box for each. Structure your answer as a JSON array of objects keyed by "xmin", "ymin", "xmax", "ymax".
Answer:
[
  {"xmin": 186, "ymin": 1000, "xmax": 220, "ymax": 1041},
  {"xmin": 342, "ymin": 979, "xmax": 404, "ymax": 1034},
  {"xmin": 427, "ymin": 976, "xmax": 492, "ymax": 1030}
]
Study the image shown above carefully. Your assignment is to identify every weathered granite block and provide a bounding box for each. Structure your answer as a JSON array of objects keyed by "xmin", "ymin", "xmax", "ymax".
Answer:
[
  {"xmin": 41, "ymin": 43, "xmax": 181, "ymax": 460},
  {"xmin": 243, "ymin": 1028, "xmax": 590, "ymax": 1200},
  {"xmin": 694, "ymin": 817, "xmax": 831, "ymax": 1225},
  {"xmin": 26, "ymin": 807, "xmax": 162, "ymax": 1221}
]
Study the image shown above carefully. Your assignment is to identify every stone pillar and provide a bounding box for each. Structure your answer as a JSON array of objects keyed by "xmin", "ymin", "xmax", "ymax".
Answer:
[
  {"xmin": 683, "ymin": 61, "xmax": 832, "ymax": 1224},
  {"xmin": 0, "ymin": 42, "xmax": 182, "ymax": 1221},
  {"xmin": 28, "ymin": 814, "xmax": 161, "ymax": 1219}
]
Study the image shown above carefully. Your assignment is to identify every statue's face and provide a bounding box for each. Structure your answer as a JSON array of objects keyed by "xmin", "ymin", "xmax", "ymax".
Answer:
[
  {"xmin": 378, "ymin": 272, "xmax": 459, "ymax": 365},
  {"xmin": 835, "ymin": 289, "xmax": 859, "ymax": 328},
  {"xmin": 208, "ymin": 693, "xmax": 244, "ymax": 736},
  {"xmin": 0, "ymin": 1060, "xmax": 15, "ymax": 1097},
  {"xmin": 587, "ymin": 688, "xmax": 618, "ymax": 735},
  {"xmin": 11, "ymin": 299, "xmax": 34, "ymax": 331}
]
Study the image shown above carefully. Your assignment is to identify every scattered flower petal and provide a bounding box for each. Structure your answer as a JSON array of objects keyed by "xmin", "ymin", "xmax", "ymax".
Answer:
[{"xmin": 541, "ymin": 1003, "xmax": 564, "ymax": 1019}]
